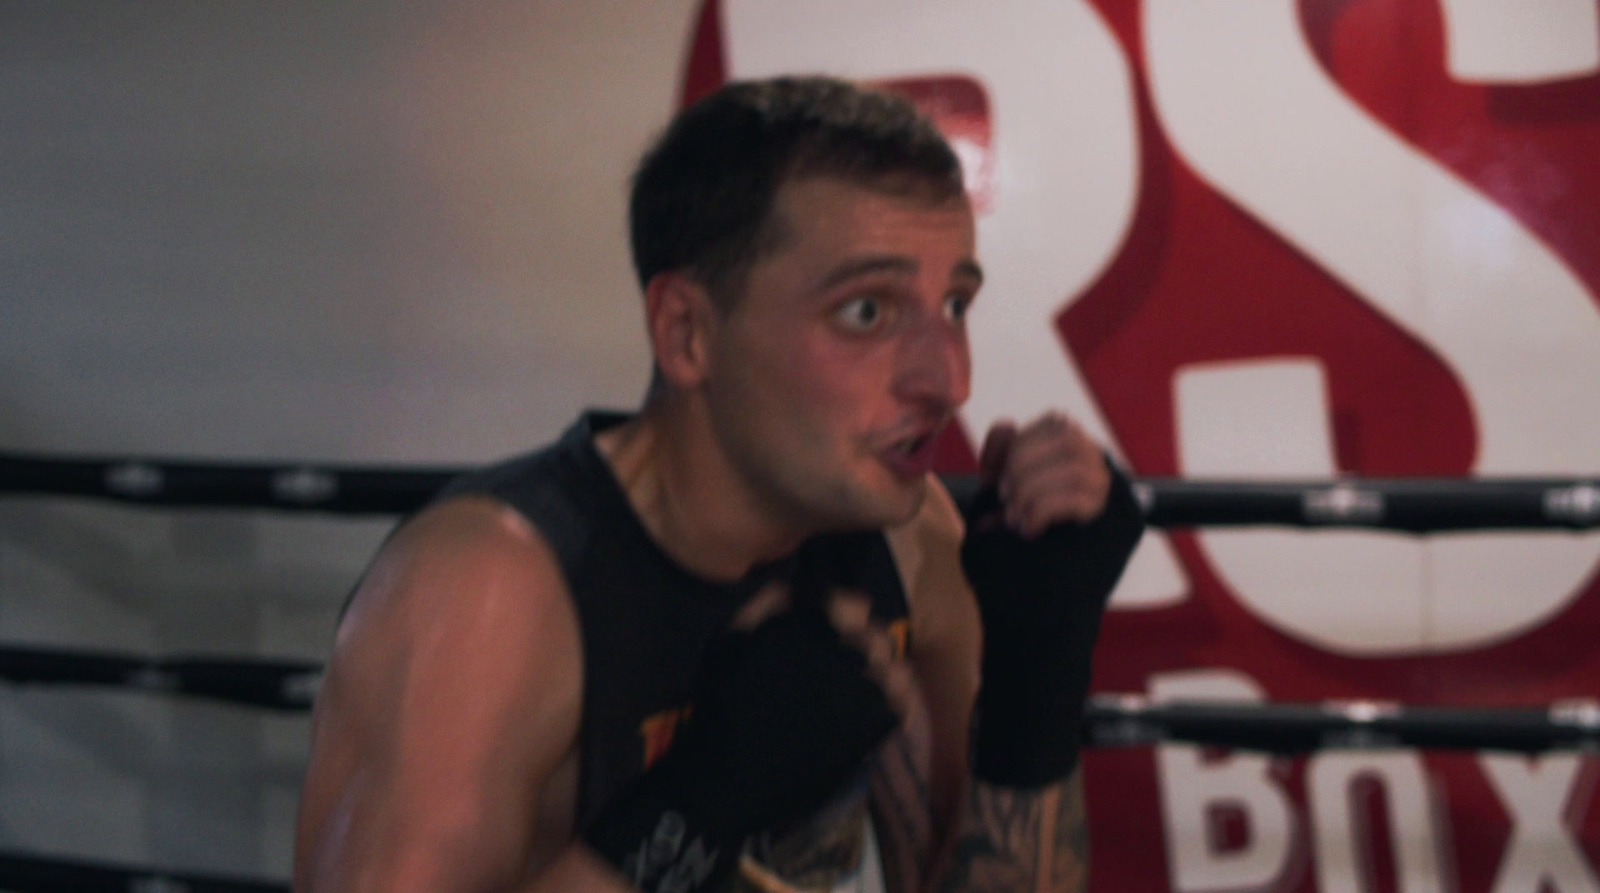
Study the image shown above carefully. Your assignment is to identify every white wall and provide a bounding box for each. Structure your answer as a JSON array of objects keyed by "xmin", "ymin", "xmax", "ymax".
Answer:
[{"xmin": 0, "ymin": 0, "xmax": 695, "ymax": 878}]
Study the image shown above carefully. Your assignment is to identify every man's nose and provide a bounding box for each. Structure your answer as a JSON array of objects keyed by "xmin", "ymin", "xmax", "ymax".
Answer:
[{"xmin": 894, "ymin": 313, "xmax": 971, "ymax": 411}]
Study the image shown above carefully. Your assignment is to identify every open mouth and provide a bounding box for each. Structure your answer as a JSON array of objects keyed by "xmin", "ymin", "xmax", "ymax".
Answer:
[
  {"xmin": 896, "ymin": 432, "xmax": 932, "ymax": 456},
  {"xmin": 879, "ymin": 429, "xmax": 941, "ymax": 481}
]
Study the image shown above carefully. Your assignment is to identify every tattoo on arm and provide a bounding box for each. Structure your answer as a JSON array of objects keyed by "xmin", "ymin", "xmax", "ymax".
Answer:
[
  {"xmin": 937, "ymin": 771, "xmax": 1088, "ymax": 893},
  {"xmin": 871, "ymin": 735, "xmax": 935, "ymax": 893}
]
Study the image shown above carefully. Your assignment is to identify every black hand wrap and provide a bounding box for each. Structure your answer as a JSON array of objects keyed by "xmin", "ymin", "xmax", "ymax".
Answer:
[
  {"xmin": 582, "ymin": 608, "xmax": 899, "ymax": 893},
  {"xmin": 960, "ymin": 460, "xmax": 1145, "ymax": 787}
]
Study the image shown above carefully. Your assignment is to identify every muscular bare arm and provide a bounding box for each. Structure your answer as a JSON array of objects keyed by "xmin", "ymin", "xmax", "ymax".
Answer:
[{"xmin": 293, "ymin": 497, "xmax": 629, "ymax": 893}]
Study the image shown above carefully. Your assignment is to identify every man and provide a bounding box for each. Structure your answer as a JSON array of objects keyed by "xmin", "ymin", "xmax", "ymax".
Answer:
[{"xmin": 294, "ymin": 77, "xmax": 1143, "ymax": 893}]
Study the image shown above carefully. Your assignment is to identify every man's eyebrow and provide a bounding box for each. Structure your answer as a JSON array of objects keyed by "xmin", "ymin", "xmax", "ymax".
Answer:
[
  {"xmin": 815, "ymin": 256, "xmax": 918, "ymax": 292},
  {"xmin": 814, "ymin": 255, "xmax": 985, "ymax": 292}
]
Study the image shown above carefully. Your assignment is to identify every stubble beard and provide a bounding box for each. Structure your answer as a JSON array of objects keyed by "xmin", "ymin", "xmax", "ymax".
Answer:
[
  {"xmin": 707, "ymin": 394, "xmax": 926, "ymax": 538},
  {"xmin": 749, "ymin": 445, "xmax": 928, "ymax": 537}
]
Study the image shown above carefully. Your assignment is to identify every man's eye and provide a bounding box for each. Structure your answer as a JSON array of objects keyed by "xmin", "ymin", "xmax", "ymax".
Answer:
[
  {"xmin": 944, "ymin": 294, "xmax": 973, "ymax": 323},
  {"xmin": 834, "ymin": 296, "xmax": 885, "ymax": 331}
]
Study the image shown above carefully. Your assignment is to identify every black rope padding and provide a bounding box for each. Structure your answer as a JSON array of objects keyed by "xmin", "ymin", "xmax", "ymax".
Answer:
[
  {"xmin": 1085, "ymin": 695, "xmax": 1600, "ymax": 755},
  {"xmin": 1133, "ymin": 477, "xmax": 1600, "ymax": 532},
  {"xmin": 0, "ymin": 850, "xmax": 286, "ymax": 893},
  {"xmin": 0, "ymin": 644, "xmax": 320, "ymax": 711},
  {"xmin": 0, "ymin": 452, "xmax": 457, "ymax": 514},
  {"xmin": 8, "ymin": 642, "xmax": 1600, "ymax": 755},
  {"xmin": 5, "ymin": 452, "xmax": 1598, "ymax": 529}
]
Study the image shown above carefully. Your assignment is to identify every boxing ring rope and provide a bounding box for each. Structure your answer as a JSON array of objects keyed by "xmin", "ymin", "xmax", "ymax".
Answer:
[
  {"xmin": 5, "ymin": 451, "xmax": 1599, "ymax": 530},
  {"xmin": 5, "ymin": 641, "xmax": 1598, "ymax": 754},
  {"xmin": 0, "ymin": 851, "xmax": 285, "ymax": 893},
  {"xmin": 4, "ymin": 449, "xmax": 1599, "ymax": 890},
  {"xmin": 0, "ymin": 452, "xmax": 455, "ymax": 515},
  {"xmin": 0, "ymin": 643, "xmax": 320, "ymax": 712},
  {"xmin": 1082, "ymin": 695, "xmax": 1600, "ymax": 755}
]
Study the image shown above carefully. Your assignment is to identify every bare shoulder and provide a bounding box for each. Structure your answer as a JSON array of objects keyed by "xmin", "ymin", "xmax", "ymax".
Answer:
[
  {"xmin": 295, "ymin": 495, "xmax": 583, "ymax": 893},
  {"xmin": 328, "ymin": 495, "xmax": 583, "ymax": 739},
  {"xmin": 339, "ymin": 495, "xmax": 578, "ymax": 660}
]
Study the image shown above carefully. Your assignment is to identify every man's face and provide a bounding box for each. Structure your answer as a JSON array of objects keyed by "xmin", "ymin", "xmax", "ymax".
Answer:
[{"xmin": 700, "ymin": 176, "xmax": 981, "ymax": 532}]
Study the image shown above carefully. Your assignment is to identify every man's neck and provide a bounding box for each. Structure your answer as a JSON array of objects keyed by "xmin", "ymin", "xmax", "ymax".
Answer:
[{"xmin": 594, "ymin": 397, "xmax": 809, "ymax": 582}]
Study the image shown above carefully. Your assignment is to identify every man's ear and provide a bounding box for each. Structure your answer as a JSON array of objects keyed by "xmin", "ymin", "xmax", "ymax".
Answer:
[{"xmin": 644, "ymin": 271, "xmax": 718, "ymax": 389}]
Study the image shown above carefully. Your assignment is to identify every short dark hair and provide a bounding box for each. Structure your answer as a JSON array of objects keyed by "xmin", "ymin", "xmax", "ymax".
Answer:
[{"xmin": 629, "ymin": 76, "xmax": 965, "ymax": 309}]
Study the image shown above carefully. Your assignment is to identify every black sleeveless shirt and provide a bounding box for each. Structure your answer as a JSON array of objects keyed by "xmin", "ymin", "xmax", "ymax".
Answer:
[{"xmin": 436, "ymin": 411, "xmax": 912, "ymax": 842}]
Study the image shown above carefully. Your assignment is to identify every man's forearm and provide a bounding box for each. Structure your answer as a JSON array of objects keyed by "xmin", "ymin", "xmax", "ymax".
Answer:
[{"xmin": 934, "ymin": 771, "xmax": 1087, "ymax": 893}]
